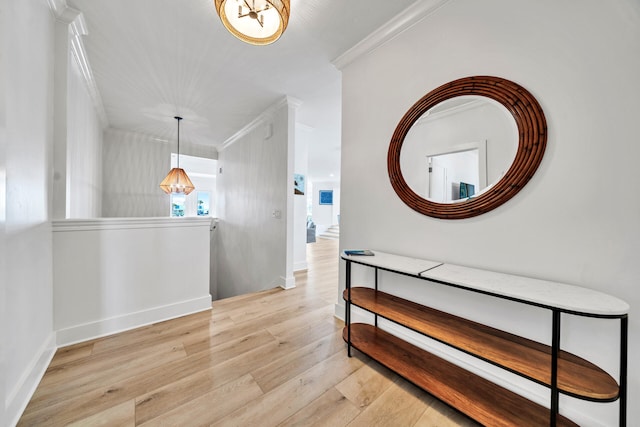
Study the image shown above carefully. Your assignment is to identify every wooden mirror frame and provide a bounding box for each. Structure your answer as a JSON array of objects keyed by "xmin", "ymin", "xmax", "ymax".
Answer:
[{"xmin": 388, "ymin": 76, "xmax": 547, "ymax": 219}]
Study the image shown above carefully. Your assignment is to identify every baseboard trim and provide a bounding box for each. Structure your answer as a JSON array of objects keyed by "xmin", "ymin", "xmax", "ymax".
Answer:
[
  {"xmin": 334, "ymin": 301, "xmax": 346, "ymax": 321},
  {"xmin": 293, "ymin": 261, "xmax": 308, "ymax": 272},
  {"xmin": 278, "ymin": 275, "xmax": 296, "ymax": 290},
  {"xmin": 6, "ymin": 332, "xmax": 56, "ymax": 427},
  {"xmin": 55, "ymin": 295, "xmax": 212, "ymax": 347}
]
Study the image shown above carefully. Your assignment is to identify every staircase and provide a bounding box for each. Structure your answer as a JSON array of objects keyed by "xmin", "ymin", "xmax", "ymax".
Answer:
[{"xmin": 319, "ymin": 224, "xmax": 340, "ymax": 240}]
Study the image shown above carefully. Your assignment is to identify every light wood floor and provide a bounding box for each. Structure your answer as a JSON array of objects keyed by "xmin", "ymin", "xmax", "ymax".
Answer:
[{"xmin": 19, "ymin": 238, "xmax": 479, "ymax": 426}]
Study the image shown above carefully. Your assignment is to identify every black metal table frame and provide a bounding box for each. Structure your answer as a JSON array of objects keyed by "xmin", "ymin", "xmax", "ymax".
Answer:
[{"xmin": 343, "ymin": 257, "xmax": 628, "ymax": 427}]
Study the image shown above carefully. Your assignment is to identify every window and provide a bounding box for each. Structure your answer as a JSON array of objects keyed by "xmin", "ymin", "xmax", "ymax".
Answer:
[
  {"xmin": 171, "ymin": 194, "xmax": 186, "ymax": 217},
  {"xmin": 167, "ymin": 154, "xmax": 217, "ymax": 217},
  {"xmin": 197, "ymin": 192, "xmax": 210, "ymax": 216}
]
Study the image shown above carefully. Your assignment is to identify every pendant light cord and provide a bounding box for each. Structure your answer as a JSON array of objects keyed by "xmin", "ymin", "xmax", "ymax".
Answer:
[{"xmin": 175, "ymin": 116, "xmax": 183, "ymax": 169}]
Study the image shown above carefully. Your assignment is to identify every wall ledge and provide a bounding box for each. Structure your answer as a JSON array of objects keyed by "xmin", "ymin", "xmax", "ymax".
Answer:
[{"xmin": 52, "ymin": 216, "xmax": 214, "ymax": 232}]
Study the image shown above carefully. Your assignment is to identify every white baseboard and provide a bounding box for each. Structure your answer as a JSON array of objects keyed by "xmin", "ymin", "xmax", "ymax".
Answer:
[
  {"xmin": 6, "ymin": 332, "xmax": 56, "ymax": 427},
  {"xmin": 278, "ymin": 275, "xmax": 296, "ymax": 290},
  {"xmin": 293, "ymin": 261, "xmax": 308, "ymax": 272},
  {"xmin": 334, "ymin": 301, "xmax": 346, "ymax": 321},
  {"xmin": 55, "ymin": 295, "xmax": 212, "ymax": 347}
]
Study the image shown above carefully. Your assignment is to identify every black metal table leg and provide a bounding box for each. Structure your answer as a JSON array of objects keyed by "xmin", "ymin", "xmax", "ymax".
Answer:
[
  {"xmin": 620, "ymin": 316, "xmax": 628, "ymax": 427},
  {"xmin": 374, "ymin": 267, "xmax": 379, "ymax": 328},
  {"xmin": 550, "ymin": 310, "xmax": 561, "ymax": 426},
  {"xmin": 346, "ymin": 260, "xmax": 352, "ymax": 357}
]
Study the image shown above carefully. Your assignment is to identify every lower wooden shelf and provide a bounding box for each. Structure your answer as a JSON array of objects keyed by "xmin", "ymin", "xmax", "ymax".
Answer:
[
  {"xmin": 344, "ymin": 287, "xmax": 618, "ymax": 401},
  {"xmin": 343, "ymin": 323, "xmax": 579, "ymax": 427}
]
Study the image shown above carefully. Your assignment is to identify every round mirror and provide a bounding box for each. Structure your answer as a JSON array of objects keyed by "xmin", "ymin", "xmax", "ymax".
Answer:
[
  {"xmin": 400, "ymin": 95, "xmax": 518, "ymax": 203},
  {"xmin": 388, "ymin": 76, "xmax": 547, "ymax": 219}
]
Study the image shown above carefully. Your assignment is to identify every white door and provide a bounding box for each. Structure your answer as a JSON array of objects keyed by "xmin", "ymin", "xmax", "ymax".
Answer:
[{"xmin": 429, "ymin": 163, "xmax": 447, "ymax": 202}]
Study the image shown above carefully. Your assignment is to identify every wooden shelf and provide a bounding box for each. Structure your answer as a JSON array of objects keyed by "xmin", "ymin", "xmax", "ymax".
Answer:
[
  {"xmin": 344, "ymin": 323, "xmax": 579, "ymax": 427},
  {"xmin": 344, "ymin": 287, "xmax": 619, "ymax": 401}
]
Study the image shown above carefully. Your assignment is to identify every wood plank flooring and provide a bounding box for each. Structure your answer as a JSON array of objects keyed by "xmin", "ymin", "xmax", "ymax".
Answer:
[{"xmin": 19, "ymin": 238, "xmax": 479, "ymax": 426}]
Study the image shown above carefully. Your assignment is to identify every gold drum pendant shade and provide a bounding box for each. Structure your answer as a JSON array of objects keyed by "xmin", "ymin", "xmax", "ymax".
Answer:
[
  {"xmin": 160, "ymin": 116, "xmax": 195, "ymax": 195},
  {"xmin": 214, "ymin": 0, "xmax": 290, "ymax": 45}
]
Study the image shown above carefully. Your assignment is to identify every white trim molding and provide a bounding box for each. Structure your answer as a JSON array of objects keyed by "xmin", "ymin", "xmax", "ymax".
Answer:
[
  {"xmin": 56, "ymin": 297, "xmax": 212, "ymax": 347},
  {"xmin": 48, "ymin": 0, "xmax": 109, "ymax": 129},
  {"xmin": 5, "ymin": 333, "xmax": 56, "ymax": 427},
  {"xmin": 272, "ymin": 275, "xmax": 296, "ymax": 290},
  {"xmin": 332, "ymin": 0, "xmax": 452, "ymax": 70},
  {"xmin": 46, "ymin": 0, "xmax": 68, "ymax": 18},
  {"xmin": 52, "ymin": 216, "xmax": 214, "ymax": 232},
  {"xmin": 220, "ymin": 96, "xmax": 302, "ymax": 151},
  {"xmin": 294, "ymin": 261, "xmax": 308, "ymax": 272}
]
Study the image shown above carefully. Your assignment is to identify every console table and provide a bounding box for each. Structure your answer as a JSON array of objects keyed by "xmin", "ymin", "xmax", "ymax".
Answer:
[{"xmin": 342, "ymin": 251, "xmax": 629, "ymax": 426}]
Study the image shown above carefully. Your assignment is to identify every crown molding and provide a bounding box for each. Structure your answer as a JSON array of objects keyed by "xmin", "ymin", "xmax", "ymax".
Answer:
[
  {"xmin": 48, "ymin": 0, "xmax": 109, "ymax": 129},
  {"xmin": 220, "ymin": 96, "xmax": 302, "ymax": 151},
  {"xmin": 332, "ymin": 0, "xmax": 451, "ymax": 70},
  {"xmin": 69, "ymin": 28, "xmax": 109, "ymax": 129},
  {"xmin": 47, "ymin": 0, "xmax": 67, "ymax": 19}
]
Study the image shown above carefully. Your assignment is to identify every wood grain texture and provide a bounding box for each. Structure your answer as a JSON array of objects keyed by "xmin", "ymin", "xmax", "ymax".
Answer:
[
  {"xmin": 18, "ymin": 239, "xmax": 479, "ymax": 426},
  {"xmin": 344, "ymin": 324, "xmax": 579, "ymax": 427},
  {"xmin": 278, "ymin": 387, "xmax": 360, "ymax": 427},
  {"xmin": 66, "ymin": 400, "xmax": 135, "ymax": 427},
  {"xmin": 345, "ymin": 287, "xmax": 619, "ymax": 401},
  {"xmin": 387, "ymin": 75, "xmax": 547, "ymax": 219},
  {"xmin": 344, "ymin": 378, "xmax": 436, "ymax": 427},
  {"xmin": 335, "ymin": 359, "xmax": 397, "ymax": 409}
]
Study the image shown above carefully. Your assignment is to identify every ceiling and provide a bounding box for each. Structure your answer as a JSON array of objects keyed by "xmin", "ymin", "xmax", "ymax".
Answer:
[{"xmin": 68, "ymin": 0, "xmax": 419, "ymax": 181}]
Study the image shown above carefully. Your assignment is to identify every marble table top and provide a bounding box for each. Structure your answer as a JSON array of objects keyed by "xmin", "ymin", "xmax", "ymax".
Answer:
[
  {"xmin": 342, "ymin": 250, "xmax": 441, "ymax": 276},
  {"xmin": 342, "ymin": 250, "xmax": 629, "ymax": 316},
  {"xmin": 421, "ymin": 263, "xmax": 629, "ymax": 316}
]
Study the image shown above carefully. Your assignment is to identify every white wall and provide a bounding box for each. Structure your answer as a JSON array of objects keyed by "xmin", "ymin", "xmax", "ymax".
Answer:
[
  {"xmin": 52, "ymin": 217, "xmax": 212, "ymax": 346},
  {"xmin": 312, "ymin": 180, "xmax": 340, "ymax": 234},
  {"xmin": 402, "ymin": 100, "xmax": 516, "ymax": 199},
  {"xmin": 51, "ymin": 4, "xmax": 105, "ymax": 221},
  {"xmin": 102, "ymin": 128, "xmax": 217, "ymax": 217},
  {"xmin": 0, "ymin": 0, "xmax": 8, "ymax": 423},
  {"xmin": 67, "ymin": 54, "xmax": 103, "ymax": 218},
  {"xmin": 216, "ymin": 98, "xmax": 296, "ymax": 298},
  {"xmin": 338, "ymin": 1, "xmax": 640, "ymax": 425},
  {"xmin": 293, "ymin": 125, "xmax": 309, "ymax": 271},
  {"xmin": 1, "ymin": 1, "xmax": 56, "ymax": 424}
]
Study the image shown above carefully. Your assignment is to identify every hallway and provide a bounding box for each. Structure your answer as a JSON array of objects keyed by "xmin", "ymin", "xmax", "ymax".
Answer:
[{"xmin": 19, "ymin": 238, "xmax": 476, "ymax": 426}]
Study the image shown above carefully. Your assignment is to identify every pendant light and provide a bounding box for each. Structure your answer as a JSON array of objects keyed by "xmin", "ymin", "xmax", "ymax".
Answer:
[
  {"xmin": 160, "ymin": 116, "xmax": 195, "ymax": 195},
  {"xmin": 214, "ymin": 0, "xmax": 290, "ymax": 45}
]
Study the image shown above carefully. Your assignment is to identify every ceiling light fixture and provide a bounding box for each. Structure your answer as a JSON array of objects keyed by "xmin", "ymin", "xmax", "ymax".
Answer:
[
  {"xmin": 160, "ymin": 116, "xmax": 195, "ymax": 195},
  {"xmin": 214, "ymin": 0, "xmax": 290, "ymax": 45}
]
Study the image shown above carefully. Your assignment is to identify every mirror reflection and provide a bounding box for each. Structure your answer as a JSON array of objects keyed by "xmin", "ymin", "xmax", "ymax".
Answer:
[{"xmin": 399, "ymin": 96, "xmax": 518, "ymax": 203}]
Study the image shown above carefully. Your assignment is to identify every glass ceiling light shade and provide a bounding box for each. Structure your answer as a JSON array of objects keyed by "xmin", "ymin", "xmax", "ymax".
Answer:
[
  {"xmin": 214, "ymin": 0, "xmax": 290, "ymax": 45},
  {"xmin": 160, "ymin": 116, "xmax": 195, "ymax": 195}
]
